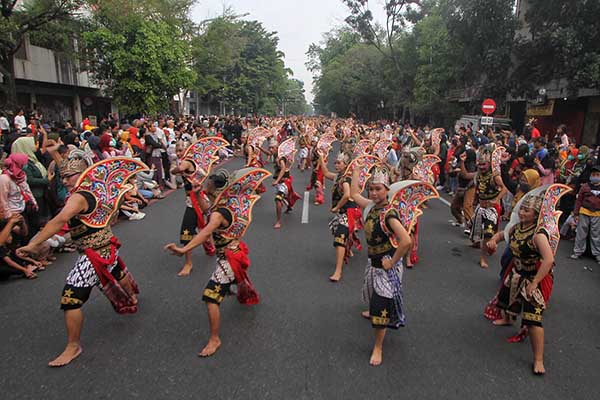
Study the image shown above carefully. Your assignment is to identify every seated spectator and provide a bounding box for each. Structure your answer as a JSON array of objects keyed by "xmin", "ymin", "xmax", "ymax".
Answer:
[{"xmin": 0, "ymin": 215, "xmax": 38, "ymax": 280}]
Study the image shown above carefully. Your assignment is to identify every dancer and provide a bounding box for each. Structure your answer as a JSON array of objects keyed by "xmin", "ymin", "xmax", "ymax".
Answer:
[
  {"xmin": 486, "ymin": 184, "xmax": 571, "ymax": 375},
  {"xmin": 318, "ymin": 151, "xmax": 358, "ymax": 282},
  {"xmin": 165, "ymin": 168, "xmax": 270, "ymax": 357},
  {"xmin": 470, "ymin": 144, "xmax": 506, "ymax": 268},
  {"xmin": 350, "ymin": 166, "xmax": 438, "ymax": 366},
  {"xmin": 17, "ymin": 156, "xmax": 147, "ymax": 367},
  {"xmin": 245, "ymin": 128, "xmax": 269, "ymax": 194},
  {"xmin": 272, "ymin": 137, "xmax": 302, "ymax": 229},
  {"xmin": 170, "ymin": 138, "xmax": 229, "ymax": 276}
]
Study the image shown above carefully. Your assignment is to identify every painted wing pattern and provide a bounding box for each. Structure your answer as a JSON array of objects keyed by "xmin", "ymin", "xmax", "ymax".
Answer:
[
  {"xmin": 183, "ymin": 137, "xmax": 230, "ymax": 186},
  {"xmin": 75, "ymin": 157, "xmax": 149, "ymax": 228},
  {"xmin": 536, "ymin": 183, "xmax": 572, "ymax": 255},
  {"xmin": 353, "ymin": 139, "xmax": 372, "ymax": 158},
  {"xmin": 413, "ymin": 154, "xmax": 442, "ymax": 184},
  {"xmin": 342, "ymin": 155, "xmax": 382, "ymax": 192},
  {"xmin": 384, "ymin": 181, "xmax": 439, "ymax": 247},
  {"xmin": 278, "ymin": 137, "xmax": 297, "ymax": 162},
  {"xmin": 317, "ymin": 133, "xmax": 337, "ymax": 155},
  {"xmin": 492, "ymin": 146, "xmax": 506, "ymax": 176},
  {"xmin": 373, "ymin": 139, "xmax": 392, "ymax": 160},
  {"xmin": 213, "ymin": 168, "xmax": 272, "ymax": 239}
]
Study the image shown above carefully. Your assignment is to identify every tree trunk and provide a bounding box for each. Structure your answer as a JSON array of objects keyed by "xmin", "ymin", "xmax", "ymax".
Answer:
[{"xmin": 0, "ymin": 51, "xmax": 18, "ymax": 109}]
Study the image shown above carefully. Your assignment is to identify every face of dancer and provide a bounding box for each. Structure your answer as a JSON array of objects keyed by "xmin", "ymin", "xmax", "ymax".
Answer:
[
  {"xmin": 518, "ymin": 205, "xmax": 537, "ymax": 225},
  {"xmin": 62, "ymin": 173, "xmax": 81, "ymax": 191},
  {"xmin": 477, "ymin": 161, "xmax": 490, "ymax": 172},
  {"xmin": 175, "ymin": 145, "xmax": 185, "ymax": 159},
  {"xmin": 334, "ymin": 159, "xmax": 346, "ymax": 173},
  {"xmin": 368, "ymin": 183, "xmax": 388, "ymax": 205}
]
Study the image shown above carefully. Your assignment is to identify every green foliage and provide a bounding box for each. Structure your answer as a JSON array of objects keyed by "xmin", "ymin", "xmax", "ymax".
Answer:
[
  {"xmin": 510, "ymin": 0, "xmax": 600, "ymax": 95},
  {"xmin": 83, "ymin": 2, "xmax": 195, "ymax": 115},
  {"xmin": 0, "ymin": 0, "xmax": 83, "ymax": 105},
  {"xmin": 192, "ymin": 16, "xmax": 303, "ymax": 115}
]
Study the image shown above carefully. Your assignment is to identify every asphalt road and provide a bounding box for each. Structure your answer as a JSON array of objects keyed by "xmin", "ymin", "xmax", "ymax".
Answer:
[{"xmin": 1, "ymin": 155, "xmax": 599, "ymax": 400}]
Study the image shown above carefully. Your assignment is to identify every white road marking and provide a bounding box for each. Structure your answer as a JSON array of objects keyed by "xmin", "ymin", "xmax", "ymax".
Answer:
[
  {"xmin": 438, "ymin": 196, "xmax": 451, "ymax": 207},
  {"xmin": 301, "ymin": 191, "xmax": 310, "ymax": 223}
]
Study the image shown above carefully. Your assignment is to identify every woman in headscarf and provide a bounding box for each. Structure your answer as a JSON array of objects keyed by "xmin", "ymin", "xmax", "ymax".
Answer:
[
  {"xmin": 512, "ymin": 169, "xmax": 541, "ymax": 209},
  {"xmin": 119, "ymin": 130, "xmax": 135, "ymax": 157},
  {"xmin": 0, "ymin": 153, "xmax": 37, "ymax": 219},
  {"xmin": 11, "ymin": 136, "xmax": 50, "ymax": 236}
]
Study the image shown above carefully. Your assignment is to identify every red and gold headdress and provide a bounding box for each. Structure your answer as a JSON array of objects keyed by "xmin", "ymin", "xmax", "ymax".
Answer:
[
  {"xmin": 73, "ymin": 157, "xmax": 149, "ymax": 228},
  {"xmin": 277, "ymin": 137, "xmax": 297, "ymax": 162},
  {"xmin": 366, "ymin": 180, "xmax": 439, "ymax": 248},
  {"xmin": 413, "ymin": 154, "xmax": 442, "ymax": 184},
  {"xmin": 373, "ymin": 139, "xmax": 392, "ymax": 160},
  {"xmin": 183, "ymin": 137, "xmax": 230, "ymax": 187},
  {"xmin": 342, "ymin": 154, "xmax": 382, "ymax": 192},
  {"xmin": 505, "ymin": 183, "xmax": 571, "ymax": 254},
  {"xmin": 211, "ymin": 167, "xmax": 272, "ymax": 239}
]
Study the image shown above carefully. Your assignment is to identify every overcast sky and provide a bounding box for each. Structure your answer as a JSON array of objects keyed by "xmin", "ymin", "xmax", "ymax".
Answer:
[{"xmin": 191, "ymin": 0, "xmax": 386, "ymax": 104}]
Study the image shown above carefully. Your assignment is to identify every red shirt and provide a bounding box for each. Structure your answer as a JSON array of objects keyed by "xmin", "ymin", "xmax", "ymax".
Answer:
[{"xmin": 531, "ymin": 127, "xmax": 541, "ymax": 139}]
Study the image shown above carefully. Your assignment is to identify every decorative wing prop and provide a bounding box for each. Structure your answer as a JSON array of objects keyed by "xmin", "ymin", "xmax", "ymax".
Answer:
[
  {"xmin": 364, "ymin": 180, "xmax": 438, "ymax": 248},
  {"xmin": 343, "ymin": 155, "xmax": 382, "ymax": 192},
  {"xmin": 353, "ymin": 139, "xmax": 373, "ymax": 158},
  {"xmin": 412, "ymin": 154, "xmax": 442, "ymax": 184},
  {"xmin": 317, "ymin": 133, "xmax": 337, "ymax": 156},
  {"xmin": 491, "ymin": 145, "xmax": 506, "ymax": 176},
  {"xmin": 183, "ymin": 137, "xmax": 230, "ymax": 186},
  {"xmin": 373, "ymin": 139, "xmax": 392, "ymax": 160},
  {"xmin": 277, "ymin": 137, "xmax": 297, "ymax": 163},
  {"xmin": 75, "ymin": 157, "xmax": 149, "ymax": 228},
  {"xmin": 249, "ymin": 127, "xmax": 271, "ymax": 148},
  {"xmin": 504, "ymin": 184, "xmax": 571, "ymax": 254},
  {"xmin": 212, "ymin": 168, "xmax": 272, "ymax": 240}
]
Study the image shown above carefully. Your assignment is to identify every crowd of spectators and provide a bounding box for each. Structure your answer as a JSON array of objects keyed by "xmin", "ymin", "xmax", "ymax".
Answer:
[{"xmin": 0, "ymin": 110, "xmax": 246, "ymax": 281}]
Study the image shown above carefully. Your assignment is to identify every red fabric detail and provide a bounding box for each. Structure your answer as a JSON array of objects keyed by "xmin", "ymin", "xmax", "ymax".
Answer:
[
  {"xmin": 84, "ymin": 237, "xmax": 138, "ymax": 314},
  {"xmin": 315, "ymin": 185, "xmax": 324, "ymax": 204},
  {"xmin": 225, "ymin": 242, "xmax": 259, "ymax": 305},
  {"xmin": 484, "ymin": 297, "xmax": 502, "ymax": 321},
  {"xmin": 189, "ymin": 191, "xmax": 215, "ymax": 255},
  {"xmin": 2, "ymin": 153, "xmax": 28, "ymax": 183},
  {"xmin": 409, "ymin": 221, "xmax": 420, "ymax": 265},
  {"xmin": 507, "ymin": 327, "xmax": 529, "ymax": 343},
  {"xmin": 431, "ymin": 164, "xmax": 440, "ymax": 183},
  {"xmin": 284, "ymin": 176, "xmax": 301, "ymax": 208}
]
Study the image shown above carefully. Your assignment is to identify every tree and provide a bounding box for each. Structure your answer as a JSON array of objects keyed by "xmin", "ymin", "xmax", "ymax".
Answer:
[
  {"xmin": 411, "ymin": 4, "xmax": 462, "ymax": 125},
  {"xmin": 0, "ymin": 0, "xmax": 83, "ymax": 107},
  {"xmin": 191, "ymin": 16, "xmax": 299, "ymax": 115},
  {"xmin": 510, "ymin": 0, "xmax": 600, "ymax": 96},
  {"xmin": 83, "ymin": 1, "xmax": 195, "ymax": 115},
  {"xmin": 445, "ymin": 0, "xmax": 517, "ymax": 106}
]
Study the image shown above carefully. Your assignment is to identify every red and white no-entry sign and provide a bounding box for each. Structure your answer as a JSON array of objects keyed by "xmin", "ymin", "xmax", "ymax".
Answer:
[{"xmin": 482, "ymin": 98, "xmax": 496, "ymax": 115}]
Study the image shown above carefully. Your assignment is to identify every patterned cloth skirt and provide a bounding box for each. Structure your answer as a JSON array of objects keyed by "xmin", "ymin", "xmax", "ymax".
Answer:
[{"xmin": 362, "ymin": 258, "xmax": 405, "ymax": 329}]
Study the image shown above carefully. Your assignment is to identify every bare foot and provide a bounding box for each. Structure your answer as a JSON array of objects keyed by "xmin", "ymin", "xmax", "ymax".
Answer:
[
  {"xmin": 198, "ymin": 337, "xmax": 221, "ymax": 357},
  {"xmin": 369, "ymin": 346, "xmax": 383, "ymax": 366},
  {"xmin": 178, "ymin": 263, "xmax": 193, "ymax": 277},
  {"xmin": 273, "ymin": 222, "xmax": 281, "ymax": 229},
  {"xmin": 479, "ymin": 258, "xmax": 489, "ymax": 269},
  {"xmin": 48, "ymin": 343, "xmax": 82, "ymax": 367},
  {"xmin": 329, "ymin": 273, "xmax": 341, "ymax": 282},
  {"xmin": 533, "ymin": 360, "xmax": 545, "ymax": 375},
  {"xmin": 361, "ymin": 310, "xmax": 370, "ymax": 319}
]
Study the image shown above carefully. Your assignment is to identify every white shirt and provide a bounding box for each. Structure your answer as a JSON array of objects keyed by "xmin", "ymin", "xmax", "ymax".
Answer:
[
  {"xmin": 14, "ymin": 115, "xmax": 26, "ymax": 130},
  {"xmin": 0, "ymin": 116, "xmax": 9, "ymax": 130},
  {"xmin": 155, "ymin": 127, "xmax": 167, "ymax": 153}
]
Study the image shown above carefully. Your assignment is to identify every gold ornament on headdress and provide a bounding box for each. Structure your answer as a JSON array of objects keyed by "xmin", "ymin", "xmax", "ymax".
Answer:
[
  {"xmin": 59, "ymin": 158, "xmax": 89, "ymax": 177},
  {"xmin": 521, "ymin": 193, "xmax": 544, "ymax": 212},
  {"xmin": 370, "ymin": 167, "xmax": 390, "ymax": 188},
  {"xmin": 336, "ymin": 152, "xmax": 350, "ymax": 164}
]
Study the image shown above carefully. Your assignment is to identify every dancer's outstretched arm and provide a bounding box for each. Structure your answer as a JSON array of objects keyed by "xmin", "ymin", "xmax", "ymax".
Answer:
[{"xmin": 164, "ymin": 211, "xmax": 225, "ymax": 256}]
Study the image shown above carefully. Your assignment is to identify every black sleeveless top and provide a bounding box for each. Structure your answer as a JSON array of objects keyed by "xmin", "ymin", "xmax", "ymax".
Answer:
[{"xmin": 68, "ymin": 191, "xmax": 114, "ymax": 253}]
